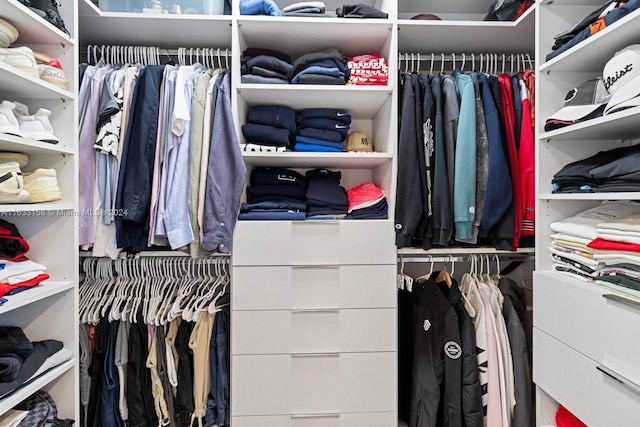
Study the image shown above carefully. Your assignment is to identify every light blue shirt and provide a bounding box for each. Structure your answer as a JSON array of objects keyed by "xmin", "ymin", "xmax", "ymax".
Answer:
[{"xmin": 164, "ymin": 65, "xmax": 205, "ymax": 249}]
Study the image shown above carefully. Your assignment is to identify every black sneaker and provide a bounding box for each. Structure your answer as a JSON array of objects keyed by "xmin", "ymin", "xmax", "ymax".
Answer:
[{"xmin": 18, "ymin": 0, "xmax": 70, "ymax": 36}]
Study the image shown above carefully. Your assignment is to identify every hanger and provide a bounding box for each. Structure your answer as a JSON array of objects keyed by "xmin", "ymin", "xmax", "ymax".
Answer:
[
  {"xmin": 461, "ymin": 53, "xmax": 466, "ymax": 72},
  {"xmin": 430, "ymin": 53, "xmax": 434, "ymax": 75},
  {"xmin": 417, "ymin": 53, "xmax": 421, "ymax": 74},
  {"xmin": 435, "ymin": 255, "xmax": 453, "ymax": 287},
  {"xmin": 451, "ymin": 53, "xmax": 456, "ymax": 71},
  {"xmin": 526, "ymin": 54, "xmax": 534, "ymax": 70},
  {"xmin": 397, "ymin": 258, "xmax": 414, "ymax": 291},
  {"xmin": 440, "ymin": 53, "xmax": 445, "ymax": 74}
]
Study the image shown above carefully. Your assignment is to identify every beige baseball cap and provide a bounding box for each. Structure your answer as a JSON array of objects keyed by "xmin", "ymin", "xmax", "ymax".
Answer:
[{"xmin": 346, "ymin": 132, "xmax": 373, "ymax": 152}]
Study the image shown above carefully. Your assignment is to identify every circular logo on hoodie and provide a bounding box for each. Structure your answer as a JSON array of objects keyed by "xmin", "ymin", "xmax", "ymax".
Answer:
[{"xmin": 444, "ymin": 341, "xmax": 462, "ymax": 359}]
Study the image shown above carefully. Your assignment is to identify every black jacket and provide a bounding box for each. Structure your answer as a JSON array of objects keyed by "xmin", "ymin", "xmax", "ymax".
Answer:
[
  {"xmin": 498, "ymin": 277, "xmax": 532, "ymax": 427},
  {"xmin": 435, "ymin": 274, "xmax": 484, "ymax": 427},
  {"xmin": 410, "ymin": 277, "xmax": 462, "ymax": 427}
]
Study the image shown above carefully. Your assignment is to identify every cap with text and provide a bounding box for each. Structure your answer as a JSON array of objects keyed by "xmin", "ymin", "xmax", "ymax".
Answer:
[{"xmin": 603, "ymin": 44, "xmax": 640, "ymax": 115}]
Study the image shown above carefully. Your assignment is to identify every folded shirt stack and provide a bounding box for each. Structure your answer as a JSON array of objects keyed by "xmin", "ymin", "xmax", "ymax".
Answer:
[
  {"xmin": 347, "ymin": 54, "xmax": 389, "ymax": 86},
  {"xmin": 241, "ymin": 105, "xmax": 297, "ymax": 151},
  {"xmin": 0, "ymin": 325, "xmax": 67, "ymax": 398},
  {"xmin": 291, "ymin": 47, "xmax": 350, "ymax": 85},
  {"xmin": 0, "ymin": 219, "xmax": 49, "ymax": 302},
  {"xmin": 546, "ymin": 0, "xmax": 640, "ymax": 62},
  {"xmin": 305, "ymin": 169, "xmax": 349, "ymax": 219},
  {"xmin": 282, "ymin": 1, "xmax": 329, "ymax": 17},
  {"xmin": 239, "ymin": 167, "xmax": 307, "ymax": 220},
  {"xmin": 552, "ymin": 143, "xmax": 640, "ymax": 193},
  {"xmin": 241, "ymin": 48, "xmax": 293, "ymax": 84},
  {"xmin": 347, "ymin": 182, "xmax": 388, "ymax": 219},
  {"xmin": 295, "ymin": 108, "xmax": 351, "ymax": 152}
]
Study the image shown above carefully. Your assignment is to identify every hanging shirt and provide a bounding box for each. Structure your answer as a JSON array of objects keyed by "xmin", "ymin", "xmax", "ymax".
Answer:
[{"xmin": 518, "ymin": 79, "xmax": 535, "ymax": 237}]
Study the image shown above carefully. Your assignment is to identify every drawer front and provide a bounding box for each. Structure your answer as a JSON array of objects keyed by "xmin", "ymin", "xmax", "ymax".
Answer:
[
  {"xmin": 231, "ymin": 220, "xmax": 395, "ymax": 266},
  {"xmin": 232, "ymin": 265, "xmax": 396, "ymax": 310},
  {"xmin": 231, "ymin": 352, "xmax": 396, "ymax": 416},
  {"xmin": 232, "ymin": 308, "xmax": 396, "ymax": 354},
  {"xmin": 534, "ymin": 271, "xmax": 640, "ymax": 373},
  {"xmin": 232, "ymin": 412, "xmax": 397, "ymax": 427},
  {"xmin": 534, "ymin": 328, "xmax": 640, "ymax": 426}
]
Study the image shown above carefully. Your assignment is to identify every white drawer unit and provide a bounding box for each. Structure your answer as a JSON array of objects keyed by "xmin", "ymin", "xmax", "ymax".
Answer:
[
  {"xmin": 534, "ymin": 328, "xmax": 640, "ymax": 426},
  {"xmin": 231, "ymin": 352, "xmax": 396, "ymax": 416},
  {"xmin": 534, "ymin": 271, "xmax": 640, "ymax": 377},
  {"xmin": 232, "ymin": 412, "xmax": 398, "ymax": 427},
  {"xmin": 232, "ymin": 308, "xmax": 396, "ymax": 354},
  {"xmin": 232, "ymin": 264, "xmax": 396, "ymax": 310},
  {"xmin": 231, "ymin": 220, "xmax": 396, "ymax": 266}
]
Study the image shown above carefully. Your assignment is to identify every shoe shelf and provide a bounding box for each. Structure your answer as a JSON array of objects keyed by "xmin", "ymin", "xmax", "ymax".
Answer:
[
  {"xmin": 1, "ymin": 0, "xmax": 74, "ymax": 47},
  {"xmin": 0, "ymin": 281, "xmax": 75, "ymax": 316},
  {"xmin": 0, "ymin": 62, "xmax": 74, "ymax": 101},
  {"xmin": 78, "ymin": 0, "xmax": 232, "ymax": 48},
  {"xmin": 0, "ymin": 134, "xmax": 74, "ymax": 155},
  {"xmin": 0, "ymin": 359, "xmax": 74, "ymax": 415},
  {"xmin": 0, "ymin": 202, "xmax": 75, "ymax": 213},
  {"xmin": 397, "ymin": 6, "xmax": 535, "ymax": 55}
]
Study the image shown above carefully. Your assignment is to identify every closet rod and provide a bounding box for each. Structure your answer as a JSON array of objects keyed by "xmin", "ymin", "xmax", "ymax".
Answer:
[
  {"xmin": 83, "ymin": 44, "xmax": 232, "ymax": 66},
  {"xmin": 398, "ymin": 52, "xmax": 535, "ymax": 72},
  {"xmin": 79, "ymin": 250, "xmax": 230, "ymax": 259},
  {"xmin": 398, "ymin": 254, "xmax": 535, "ymax": 264}
]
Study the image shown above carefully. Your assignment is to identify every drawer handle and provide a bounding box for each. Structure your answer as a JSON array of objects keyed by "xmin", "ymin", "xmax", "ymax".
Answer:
[
  {"xmin": 291, "ymin": 413, "xmax": 340, "ymax": 419},
  {"xmin": 291, "ymin": 352, "xmax": 339, "ymax": 358},
  {"xmin": 291, "ymin": 308, "xmax": 339, "ymax": 313},
  {"xmin": 597, "ymin": 365, "xmax": 640, "ymax": 396},
  {"xmin": 291, "ymin": 265, "xmax": 340, "ymax": 269},
  {"xmin": 603, "ymin": 294, "xmax": 640, "ymax": 310}
]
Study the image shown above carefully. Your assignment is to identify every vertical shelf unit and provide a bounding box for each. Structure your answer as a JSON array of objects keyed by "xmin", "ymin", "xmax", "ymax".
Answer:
[
  {"xmin": 534, "ymin": 0, "xmax": 640, "ymax": 425},
  {"xmin": 0, "ymin": 0, "xmax": 78, "ymax": 420},
  {"xmin": 230, "ymin": 0, "xmax": 399, "ymax": 424}
]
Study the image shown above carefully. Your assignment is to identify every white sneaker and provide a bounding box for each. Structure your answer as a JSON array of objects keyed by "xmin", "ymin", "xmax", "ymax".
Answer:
[
  {"xmin": 38, "ymin": 64, "xmax": 68, "ymax": 90},
  {"xmin": 0, "ymin": 152, "xmax": 29, "ymax": 169},
  {"xmin": 12, "ymin": 102, "xmax": 58, "ymax": 144},
  {"xmin": 0, "ymin": 100, "xmax": 25, "ymax": 138},
  {"xmin": 0, "ymin": 162, "xmax": 30, "ymax": 204},
  {"xmin": 23, "ymin": 168, "xmax": 61, "ymax": 203},
  {"xmin": 0, "ymin": 46, "xmax": 39, "ymax": 78},
  {"xmin": 0, "ymin": 19, "xmax": 19, "ymax": 49}
]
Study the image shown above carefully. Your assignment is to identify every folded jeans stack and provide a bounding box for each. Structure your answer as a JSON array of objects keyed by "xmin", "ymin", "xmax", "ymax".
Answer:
[
  {"xmin": 239, "ymin": 167, "xmax": 307, "ymax": 220},
  {"xmin": 241, "ymin": 105, "xmax": 297, "ymax": 151},
  {"xmin": 295, "ymin": 108, "xmax": 351, "ymax": 152},
  {"xmin": 241, "ymin": 48, "xmax": 292, "ymax": 84}
]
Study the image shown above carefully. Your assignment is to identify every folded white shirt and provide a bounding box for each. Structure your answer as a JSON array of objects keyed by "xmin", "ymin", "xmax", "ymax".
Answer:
[
  {"xmin": 0, "ymin": 260, "xmax": 47, "ymax": 284},
  {"xmin": 597, "ymin": 214, "xmax": 640, "ymax": 233},
  {"xmin": 550, "ymin": 201, "xmax": 640, "ymax": 240},
  {"xmin": 592, "ymin": 252, "xmax": 640, "ymax": 267},
  {"xmin": 596, "ymin": 227, "xmax": 640, "ymax": 238},
  {"xmin": 596, "ymin": 232, "xmax": 640, "ymax": 246}
]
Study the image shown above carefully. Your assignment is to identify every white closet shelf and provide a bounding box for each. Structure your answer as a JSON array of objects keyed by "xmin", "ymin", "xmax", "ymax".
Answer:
[
  {"xmin": 0, "ymin": 134, "xmax": 74, "ymax": 155},
  {"xmin": 539, "ymin": 8, "xmax": 640, "ymax": 73},
  {"xmin": 539, "ymin": 0, "xmax": 612, "ymax": 8},
  {"xmin": 0, "ymin": 359, "xmax": 74, "ymax": 416},
  {"xmin": 0, "ymin": 203, "xmax": 75, "ymax": 213},
  {"xmin": 0, "ymin": 281, "xmax": 75, "ymax": 316},
  {"xmin": 540, "ymin": 108, "xmax": 640, "ymax": 141},
  {"xmin": 2, "ymin": 0, "xmax": 75, "ymax": 46},
  {"xmin": 539, "ymin": 193, "xmax": 640, "ymax": 200},
  {"xmin": 400, "ymin": 0, "xmax": 495, "ymax": 15},
  {"xmin": 237, "ymin": 17, "xmax": 392, "ymax": 58},
  {"xmin": 397, "ymin": 7, "xmax": 535, "ymax": 55},
  {"xmin": 78, "ymin": 0, "xmax": 232, "ymax": 48},
  {"xmin": 0, "ymin": 62, "xmax": 73, "ymax": 101},
  {"xmin": 237, "ymin": 85, "xmax": 392, "ymax": 117},
  {"xmin": 242, "ymin": 152, "xmax": 393, "ymax": 168}
]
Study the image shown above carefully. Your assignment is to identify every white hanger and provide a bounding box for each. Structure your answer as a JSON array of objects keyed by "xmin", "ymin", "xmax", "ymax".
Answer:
[
  {"xmin": 526, "ymin": 54, "xmax": 534, "ymax": 70},
  {"xmin": 430, "ymin": 53, "xmax": 434, "ymax": 75},
  {"xmin": 440, "ymin": 53, "xmax": 445, "ymax": 74},
  {"xmin": 451, "ymin": 53, "xmax": 456, "ymax": 71},
  {"xmin": 417, "ymin": 53, "xmax": 421, "ymax": 74},
  {"xmin": 461, "ymin": 53, "xmax": 466, "ymax": 72}
]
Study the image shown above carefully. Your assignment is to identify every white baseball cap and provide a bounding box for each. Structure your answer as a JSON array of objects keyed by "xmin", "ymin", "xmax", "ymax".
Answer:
[{"xmin": 603, "ymin": 44, "xmax": 640, "ymax": 115}]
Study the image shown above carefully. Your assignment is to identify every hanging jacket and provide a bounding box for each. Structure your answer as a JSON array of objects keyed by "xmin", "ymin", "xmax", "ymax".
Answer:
[
  {"xmin": 419, "ymin": 74, "xmax": 436, "ymax": 249},
  {"xmin": 409, "ymin": 277, "xmax": 462, "ymax": 427},
  {"xmin": 396, "ymin": 73, "xmax": 427, "ymax": 247},
  {"xmin": 434, "ymin": 273, "xmax": 484, "ymax": 427},
  {"xmin": 498, "ymin": 277, "xmax": 533, "ymax": 427},
  {"xmin": 518, "ymin": 79, "xmax": 535, "ymax": 237},
  {"xmin": 430, "ymin": 75, "xmax": 453, "ymax": 246},
  {"xmin": 441, "ymin": 75, "xmax": 460, "ymax": 244}
]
